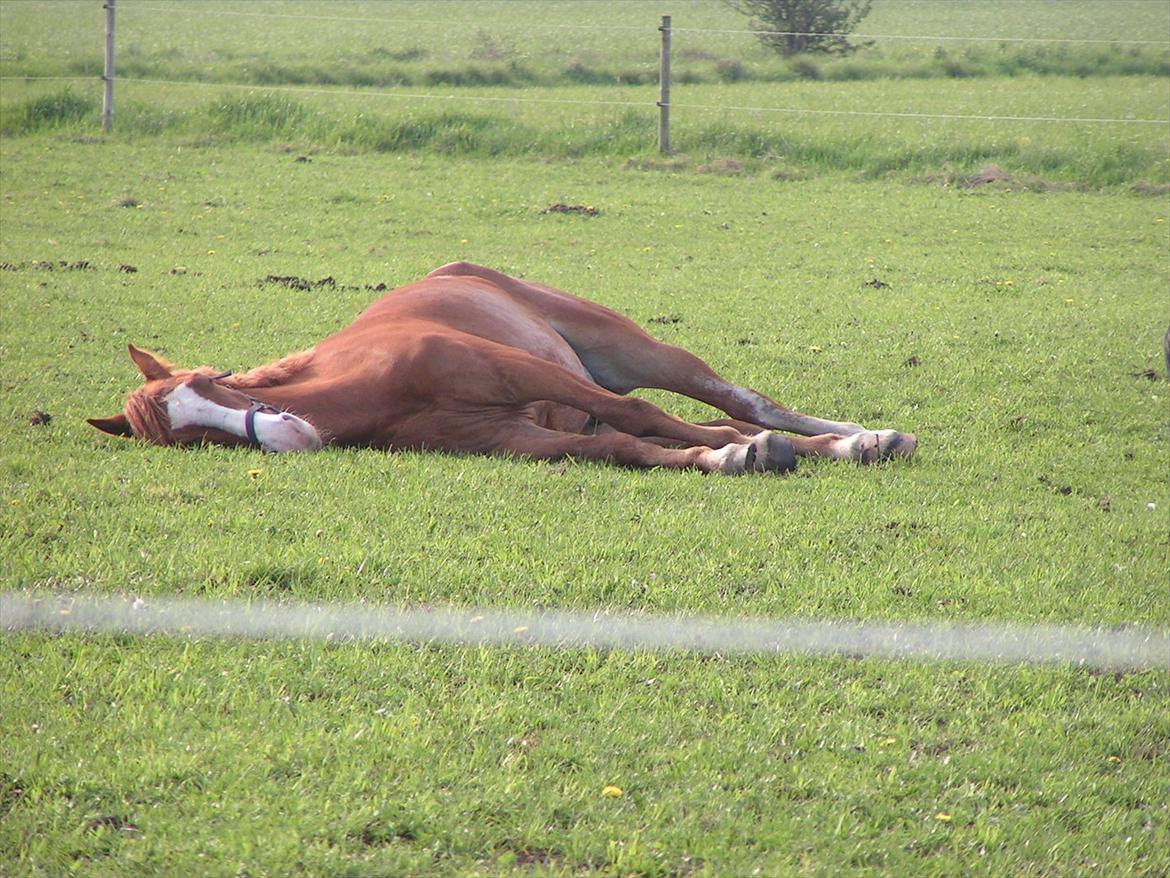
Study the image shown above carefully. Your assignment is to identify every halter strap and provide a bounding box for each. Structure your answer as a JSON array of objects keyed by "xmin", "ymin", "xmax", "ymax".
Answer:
[
  {"xmin": 244, "ymin": 402, "xmax": 265, "ymax": 447},
  {"xmin": 209, "ymin": 373, "xmax": 271, "ymax": 448}
]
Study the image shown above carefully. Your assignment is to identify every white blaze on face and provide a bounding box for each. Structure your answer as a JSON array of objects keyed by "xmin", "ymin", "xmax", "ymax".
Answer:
[{"xmin": 165, "ymin": 383, "xmax": 322, "ymax": 452}]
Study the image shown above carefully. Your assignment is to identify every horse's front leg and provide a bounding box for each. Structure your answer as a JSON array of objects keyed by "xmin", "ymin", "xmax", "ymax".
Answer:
[
  {"xmin": 484, "ymin": 421, "xmax": 796, "ymax": 475},
  {"xmin": 660, "ymin": 419, "xmax": 916, "ymax": 464}
]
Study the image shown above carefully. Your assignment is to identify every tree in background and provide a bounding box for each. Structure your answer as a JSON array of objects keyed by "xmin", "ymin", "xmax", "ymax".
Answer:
[{"xmin": 725, "ymin": 0, "xmax": 874, "ymax": 56}]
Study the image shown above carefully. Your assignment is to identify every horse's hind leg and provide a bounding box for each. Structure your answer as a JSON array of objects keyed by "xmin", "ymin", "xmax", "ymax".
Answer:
[
  {"xmin": 426, "ymin": 262, "xmax": 914, "ymax": 457},
  {"xmin": 631, "ymin": 350, "xmax": 916, "ymax": 461}
]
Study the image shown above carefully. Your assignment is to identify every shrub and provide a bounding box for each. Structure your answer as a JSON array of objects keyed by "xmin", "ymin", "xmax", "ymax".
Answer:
[
  {"xmin": 725, "ymin": 0, "xmax": 874, "ymax": 57},
  {"xmin": 715, "ymin": 58, "xmax": 748, "ymax": 82}
]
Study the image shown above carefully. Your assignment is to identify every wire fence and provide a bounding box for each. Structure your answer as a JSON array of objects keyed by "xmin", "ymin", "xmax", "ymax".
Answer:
[
  {"xmin": 4, "ymin": 4, "xmax": 1168, "ymax": 132},
  {"xmin": 3, "ymin": 591, "xmax": 1167, "ymax": 671},
  {"xmin": 7, "ymin": 72, "xmax": 1162, "ymax": 129}
]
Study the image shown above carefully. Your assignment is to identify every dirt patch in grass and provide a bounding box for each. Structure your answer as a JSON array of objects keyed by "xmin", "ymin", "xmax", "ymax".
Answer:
[
  {"xmin": 33, "ymin": 259, "xmax": 95, "ymax": 271},
  {"xmin": 262, "ymin": 274, "xmax": 337, "ymax": 291},
  {"xmin": 696, "ymin": 158, "xmax": 745, "ymax": 176},
  {"xmin": 966, "ymin": 164, "xmax": 1010, "ymax": 186},
  {"xmin": 514, "ymin": 847, "xmax": 560, "ymax": 866},
  {"xmin": 350, "ymin": 816, "xmax": 417, "ymax": 846},
  {"xmin": 623, "ymin": 156, "xmax": 690, "ymax": 173},
  {"xmin": 923, "ymin": 164, "xmax": 1080, "ymax": 192},
  {"xmin": 1132, "ymin": 181, "xmax": 1170, "ymax": 197},
  {"xmin": 260, "ymin": 274, "xmax": 389, "ymax": 293},
  {"xmin": 84, "ymin": 815, "xmax": 141, "ymax": 836},
  {"xmin": 542, "ymin": 202, "xmax": 599, "ymax": 216},
  {"xmin": 1, "ymin": 259, "xmax": 137, "ymax": 274},
  {"xmin": 496, "ymin": 842, "xmax": 563, "ymax": 868}
]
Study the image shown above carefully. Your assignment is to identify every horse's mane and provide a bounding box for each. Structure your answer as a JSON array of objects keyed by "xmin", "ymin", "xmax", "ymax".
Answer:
[
  {"xmin": 122, "ymin": 365, "xmax": 229, "ymax": 444},
  {"xmin": 124, "ymin": 386, "xmax": 176, "ymax": 444},
  {"xmin": 224, "ymin": 349, "xmax": 315, "ymax": 389}
]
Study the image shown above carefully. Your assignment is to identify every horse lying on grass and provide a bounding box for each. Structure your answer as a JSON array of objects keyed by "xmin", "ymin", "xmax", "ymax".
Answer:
[{"xmin": 89, "ymin": 262, "xmax": 916, "ymax": 475}]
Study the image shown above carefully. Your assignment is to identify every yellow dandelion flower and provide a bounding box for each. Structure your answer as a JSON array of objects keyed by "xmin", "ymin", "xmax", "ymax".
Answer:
[
  {"xmin": 247, "ymin": 469, "xmax": 262, "ymax": 479},
  {"xmin": 935, "ymin": 812, "xmax": 952, "ymax": 822},
  {"xmin": 602, "ymin": 785, "xmax": 623, "ymax": 798}
]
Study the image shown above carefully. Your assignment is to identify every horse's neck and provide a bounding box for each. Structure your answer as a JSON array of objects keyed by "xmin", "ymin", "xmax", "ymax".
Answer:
[
  {"xmin": 237, "ymin": 374, "xmax": 370, "ymax": 445},
  {"xmin": 229, "ymin": 349, "xmax": 315, "ymax": 389}
]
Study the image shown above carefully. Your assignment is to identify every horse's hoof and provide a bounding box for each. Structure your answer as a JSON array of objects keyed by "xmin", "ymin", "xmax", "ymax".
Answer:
[
  {"xmin": 714, "ymin": 433, "xmax": 796, "ymax": 475},
  {"xmin": 874, "ymin": 430, "xmax": 916, "ymax": 460},
  {"xmin": 751, "ymin": 431, "xmax": 796, "ymax": 474},
  {"xmin": 837, "ymin": 430, "xmax": 916, "ymax": 463}
]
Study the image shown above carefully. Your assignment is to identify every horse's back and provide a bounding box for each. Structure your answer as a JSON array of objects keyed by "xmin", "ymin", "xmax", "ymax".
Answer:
[{"xmin": 340, "ymin": 275, "xmax": 593, "ymax": 381}]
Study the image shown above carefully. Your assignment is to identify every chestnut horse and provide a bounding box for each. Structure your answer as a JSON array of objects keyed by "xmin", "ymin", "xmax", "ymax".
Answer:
[{"xmin": 88, "ymin": 262, "xmax": 916, "ymax": 474}]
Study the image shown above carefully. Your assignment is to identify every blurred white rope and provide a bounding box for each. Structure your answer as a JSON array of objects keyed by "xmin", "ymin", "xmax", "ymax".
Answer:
[{"xmin": 2, "ymin": 592, "xmax": 1166, "ymax": 671}]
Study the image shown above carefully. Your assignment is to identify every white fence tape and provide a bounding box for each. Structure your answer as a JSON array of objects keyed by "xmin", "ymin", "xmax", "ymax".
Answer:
[{"xmin": 2, "ymin": 592, "xmax": 1166, "ymax": 671}]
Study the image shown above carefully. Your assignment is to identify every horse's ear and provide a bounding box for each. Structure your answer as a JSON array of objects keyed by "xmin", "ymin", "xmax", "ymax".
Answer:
[
  {"xmin": 87, "ymin": 414, "xmax": 134, "ymax": 438},
  {"xmin": 128, "ymin": 344, "xmax": 172, "ymax": 381}
]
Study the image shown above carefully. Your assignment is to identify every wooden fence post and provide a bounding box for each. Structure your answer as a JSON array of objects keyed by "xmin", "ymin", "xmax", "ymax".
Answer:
[
  {"xmin": 102, "ymin": 0, "xmax": 115, "ymax": 132},
  {"xmin": 658, "ymin": 14, "xmax": 671, "ymax": 155}
]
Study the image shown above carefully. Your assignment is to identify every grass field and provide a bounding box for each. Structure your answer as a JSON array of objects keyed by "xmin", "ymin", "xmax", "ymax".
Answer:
[
  {"xmin": 2, "ymin": 1, "xmax": 1170, "ymax": 876},
  {"xmin": 2, "ymin": 0, "xmax": 1169, "ymax": 185},
  {"xmin": 3, "ymin": 0, "xmax": 1169, "ymax": 84}
]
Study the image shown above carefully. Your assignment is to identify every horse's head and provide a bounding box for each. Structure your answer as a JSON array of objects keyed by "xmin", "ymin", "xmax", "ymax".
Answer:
[{"xmin": 88, "ymin": 345, "xmax": 322, "ymax": 453}]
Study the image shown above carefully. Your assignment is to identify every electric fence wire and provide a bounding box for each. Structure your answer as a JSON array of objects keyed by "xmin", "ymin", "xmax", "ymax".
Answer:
[{"xmin": 3, "ymin": 74, "xmax": 1166, "ymax": 126}]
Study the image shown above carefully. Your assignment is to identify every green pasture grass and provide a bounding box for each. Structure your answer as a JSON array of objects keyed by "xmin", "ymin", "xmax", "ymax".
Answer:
[
  {"xmin": 1, "ymin": 133, "xmax": 1168, "ymax": 875},
  {"xmin": 2, "ymin": 0, "xmax": 1168, "ymax": 86},
  {"xmin": 2, "ymin": 75, "xmax": 1168, "ymax": 186}
]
